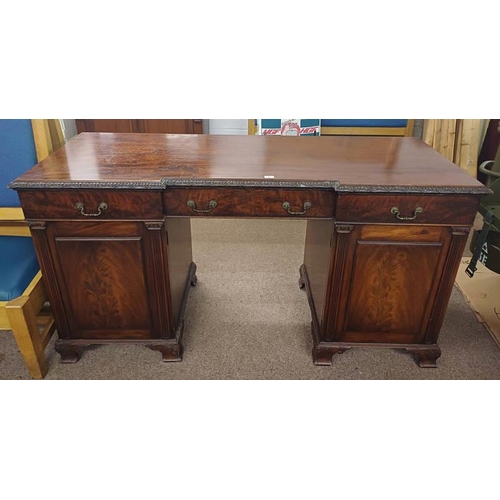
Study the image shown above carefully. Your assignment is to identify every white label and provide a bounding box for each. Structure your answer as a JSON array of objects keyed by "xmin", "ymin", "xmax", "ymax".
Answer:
[{"xmin": 264, "ymin": 175, "xmax": 275, "ymax": 179}]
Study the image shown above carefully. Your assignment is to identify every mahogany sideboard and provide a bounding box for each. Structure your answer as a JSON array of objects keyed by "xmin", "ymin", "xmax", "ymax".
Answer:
[{"xmin": 9, "ymin": 133, "xmax": 490, "ymax": 367}]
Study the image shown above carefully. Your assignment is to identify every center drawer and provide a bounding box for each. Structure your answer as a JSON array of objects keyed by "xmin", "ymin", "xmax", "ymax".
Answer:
[{"xmin": 164, "ymin": 188, "xmax": 335, "ymax": 218}]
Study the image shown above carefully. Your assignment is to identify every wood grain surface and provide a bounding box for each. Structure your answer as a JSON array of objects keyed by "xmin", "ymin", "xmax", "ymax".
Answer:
[
  {"xmin": 336, "ymin": 193, "xmax": 480, "ymax": 225},
  {"xmin": 12, "ymin": 133, "xmax": 487, "ymax": 368},
  {"xmin": 19, "ymin": 189, "xmax": 163, "ymax": 219},
  {"xmin": 320, "ymin": 224, "xmax": 453, "ymax": 348},
  {"xmin": 46, "ymin": 221, "xmax": 157, "ymax": 340},
  {"xmin": 164, "ymin": 188, "xmax": 335, "ymax": 217},
  {"xmin": 9, "ymin": 133, "xmax": 489, "ymax": 194}
]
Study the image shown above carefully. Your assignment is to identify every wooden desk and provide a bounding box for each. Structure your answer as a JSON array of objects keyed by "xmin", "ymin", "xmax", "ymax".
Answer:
[{"xmin": 9, "ymin": 133, "xmax": 490, "ymax": 367}]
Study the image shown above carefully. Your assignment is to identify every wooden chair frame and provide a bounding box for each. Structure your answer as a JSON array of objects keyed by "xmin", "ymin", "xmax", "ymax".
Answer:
[
  {"xmin": 0, "ymin": 208, "xmax": 56, "ymax": 379},
  {"xmin": 0, "ymin": 119, "xmax": 63, "ymax": 379}
]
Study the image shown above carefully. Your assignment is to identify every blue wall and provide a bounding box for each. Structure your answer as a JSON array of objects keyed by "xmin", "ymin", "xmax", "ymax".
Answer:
[{"xmin": 0, "ymin": 119, "xmax": 37, "ymax": 207}]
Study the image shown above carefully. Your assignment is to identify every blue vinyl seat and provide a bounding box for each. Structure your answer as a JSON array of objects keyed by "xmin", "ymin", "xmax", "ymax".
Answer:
[{"xmin": 0, "ymin": 236, "xmax": 40, "ymax": 301}]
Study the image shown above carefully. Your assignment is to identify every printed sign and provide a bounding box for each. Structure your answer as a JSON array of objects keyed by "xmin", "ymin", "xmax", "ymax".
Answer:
[{"xmin": 255, "ymin": 119, "xmax": 320, "ymax": 136}]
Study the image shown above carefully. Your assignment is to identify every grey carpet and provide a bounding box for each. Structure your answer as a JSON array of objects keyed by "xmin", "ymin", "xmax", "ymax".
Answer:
[{"xmin": 1, "ymin": 219, "xmax": 499, "ymax": 380}]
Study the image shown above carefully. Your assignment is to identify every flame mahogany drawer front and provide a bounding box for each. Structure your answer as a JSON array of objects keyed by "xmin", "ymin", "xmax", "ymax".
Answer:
[
  {"xmin": 164, "ymin": 188, "xmax": 335, "ymax": 218},
  {"xmin": 336, "ymin": 194, "xmax": 480, "ymax": 225},
  {"xmin": 18, "ymin": 189, "xmax": 164, "ymax": 220}
]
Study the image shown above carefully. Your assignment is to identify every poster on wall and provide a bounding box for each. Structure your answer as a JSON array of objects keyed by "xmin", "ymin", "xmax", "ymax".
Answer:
[{"xmin": 255, "ymin": 119, "xmax": 320, "ymax": 136}]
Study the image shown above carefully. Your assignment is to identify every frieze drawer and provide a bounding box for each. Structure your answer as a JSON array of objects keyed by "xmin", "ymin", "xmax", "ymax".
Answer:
[
  {"xmin": 18, "ymin": 190, "xmax": 164, "ymax": 220},
  {"xmin": 164, "ymin": 188, "xmax": 335, "ymax": 218},
  {"xmin": 336, "ymin": 194, "xmax": 480, "ymax": 225}
]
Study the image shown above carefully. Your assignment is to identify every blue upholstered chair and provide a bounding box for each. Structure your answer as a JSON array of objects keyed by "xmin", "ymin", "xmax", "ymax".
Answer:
[
  {"xmin": 0, "ymin": 119, "xmax": 55, "ymax": 379},
  {"xmin": 320, "ymin": 119, "xmax": 414, "ymax": 137}
]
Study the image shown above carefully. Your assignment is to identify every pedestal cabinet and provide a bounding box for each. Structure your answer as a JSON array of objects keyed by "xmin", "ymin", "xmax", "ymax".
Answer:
[
  {"xmin": 302, "ymin": 193, "xmax": 479, "ymax": 366},
  {"xmin": 20, "ymin": 188, "xmax": 196, "ymax": 363}
]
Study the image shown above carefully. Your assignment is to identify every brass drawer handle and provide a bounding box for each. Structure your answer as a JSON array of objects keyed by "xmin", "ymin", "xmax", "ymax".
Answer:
[
  {"xmin": 391, "ymin": 206, "xmax": 423, "ymax": 221},
  {"xmin": 75, "ymin": 201, "xmax": 108, "ymax": 217},
  {"xmin": 283, "ymin": 201, "xmax": 312, "ymax": 215},
  {"xmin": 187, "ymin": 200, "xmax": 218, "ymax": 213}
]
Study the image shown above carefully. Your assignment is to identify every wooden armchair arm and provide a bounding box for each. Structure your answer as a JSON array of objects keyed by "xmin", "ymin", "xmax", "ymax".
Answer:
[
  {"xmin": 0, "ymin": 207, "xmax": 25, "ymax": 221},
  {"xmin": 0, "ymin": 207, "xmax": 30, "ymax": 236}
]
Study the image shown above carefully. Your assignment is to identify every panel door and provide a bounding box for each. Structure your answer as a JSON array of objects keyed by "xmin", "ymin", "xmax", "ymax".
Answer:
[
  {"xmin": 325, "ymin": 224, "xmax": 455, "ymax": 344},
  {"xmin": 43, "ymin": 220, "xmax": 172, "ymax": 341},
  {"xmin": 75, "ymin": 119, "xmax": 138, "ymax": 133},
  {"xmin": 139, "ymin": 119, "xmax": 203, "ymax": 134},
  {"xmin": 75, "ymin": 119, "xmax": 203, "ymax": 135}
]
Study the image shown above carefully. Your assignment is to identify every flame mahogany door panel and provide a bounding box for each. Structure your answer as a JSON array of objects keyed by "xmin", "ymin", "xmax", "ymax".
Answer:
[
  {"xmin": 328, "ymin": 225, "xmax": 451, "ymax": 344},
  {"xmin": 28, "ymin": 218, "xmax": 191, "ymax": 363},
  {"xmin": 306, "ymin": 222, "xmax": 470, "ymax": 367},
  {"xmin": 42, "ymin": 220, "xmax": 172, "ymax": 340}
]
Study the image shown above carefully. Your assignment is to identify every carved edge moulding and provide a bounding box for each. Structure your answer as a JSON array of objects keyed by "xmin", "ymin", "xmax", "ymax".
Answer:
[{"xmin": 8, "ymin": 178, "xmax": 492, "ymax": 195}]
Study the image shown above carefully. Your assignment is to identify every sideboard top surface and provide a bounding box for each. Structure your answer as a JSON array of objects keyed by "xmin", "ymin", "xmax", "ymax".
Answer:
[{"xmin": 9, "ymin": 133, "xmax": 490, "ymax": 194}]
